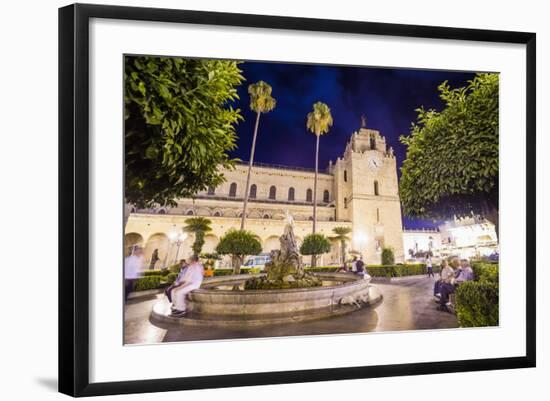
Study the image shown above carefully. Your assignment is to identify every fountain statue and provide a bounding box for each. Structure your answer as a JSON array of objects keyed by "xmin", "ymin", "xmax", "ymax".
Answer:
[
  {"xmin": 269, "ymin": 211, "xmax": 304, "ymax": 276},
  {"xmin": 245, "ymin": 211, "xmax": 320, "ymax": 289}
]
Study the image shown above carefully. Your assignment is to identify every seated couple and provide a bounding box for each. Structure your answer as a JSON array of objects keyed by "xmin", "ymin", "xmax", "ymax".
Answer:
[
  {"xmin": 433, "ymin": 258, "xmax": 474, "ymax": 313},
  {"xmin": 164, "ymin": 254, "xmax": 204, "ymax": 317},
  {"xmin": 337, "ymin": 256, "xmax": 366, "ymax": 276}
]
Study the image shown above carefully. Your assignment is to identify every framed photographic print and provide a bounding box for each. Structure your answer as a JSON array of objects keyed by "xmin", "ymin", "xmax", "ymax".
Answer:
[{"xmin": 58, "ymin": 3, "xmax": 536, "ymax": 397}]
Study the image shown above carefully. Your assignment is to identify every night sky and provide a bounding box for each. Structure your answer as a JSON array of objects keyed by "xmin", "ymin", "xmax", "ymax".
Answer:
[{"xmin": 229, "ymin": 61, "xmax": 476, "ymax": 229}]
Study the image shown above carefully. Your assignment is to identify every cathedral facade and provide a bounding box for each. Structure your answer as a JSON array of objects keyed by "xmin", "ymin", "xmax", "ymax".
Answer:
[{"xmin": 125, "ymin": 126, "xmax": 405, "ymax": 268}]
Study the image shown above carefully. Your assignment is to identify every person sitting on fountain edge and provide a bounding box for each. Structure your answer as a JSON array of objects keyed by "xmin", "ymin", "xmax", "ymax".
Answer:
[
  {"xmin": 164, "ymin": 259, "xmax": 188, "ymax": 303},
  {"xmin": 355, "ymin": 256, "xmax": 365, "ymax": 278},
  {"xmin": 170, "ymin": 254, "xmax": 204, "ymax": 317}
]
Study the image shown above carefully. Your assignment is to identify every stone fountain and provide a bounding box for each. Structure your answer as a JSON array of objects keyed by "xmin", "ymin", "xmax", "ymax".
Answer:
[{"xmin": 150, "ymin": 212, "xmax": 382, "ymax": 327}]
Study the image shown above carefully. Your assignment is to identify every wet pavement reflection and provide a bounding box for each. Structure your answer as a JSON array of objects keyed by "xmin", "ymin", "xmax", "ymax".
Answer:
[{"xmin": 124, "ymin": 275, "xmax": 458, "ymax": 344}]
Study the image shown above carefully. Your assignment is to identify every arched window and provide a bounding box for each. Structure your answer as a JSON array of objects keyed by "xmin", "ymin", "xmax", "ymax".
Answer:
[
  {"xmin": 306, "ymin": 188, "xmax": 313, "ymax": 202},
  {"xmin": 308, "ymin": 216, "xmax": 314, "ymax": 221},
  {"xmin": 213, "ymin": 211, "xmax": 222, "ymax": 217},
  {"xmin": 374, "ymin": 180, "xmax": 379, "ymax": 196},
  {"xmin": 263, "ymin": 214, "xmax": 271, "ymax": 219},
  {"xmin": 288, "ymin": 187, "xmax": 295, "ymax": 201},
  {"xmin": 376, "ymin": 208, "xmax": 380, "ymax": 223},
  {"xmin": 130, "ymin": 207, "xmax": 136, "ymax": 213},
  {"xmin": 186, "ymin": 210, "xmax": 194, "ymax": 216},
  {"xmin": 269, "ymin": 186, "xmax": 276, "ymax": 200},
  {"xmin": 344, "ymin": 198, "xmax": 348, "ymax": 209},
  {"xmin": 323, "ymin": 190, "xmax": 329, "ymax": 203},
  {"xmin": 344, "ymin": 170, "xmax": 347, "ymax": 182},
  {"xmin": 249, "ymin": 184, "xmax": 257, "ymax": 199},
  {"xmin": 229, "ymin": 182, "xmax": 237, "ymax": 197},
  {"xmin": 207, "ymin": 186, "xmax": 215, "ymax": 195},
  {"xmin": 370, "ymin": 135, "xmax": 376, "ymax": 150},
  {"xmin": 158, "ymin": 209, "xmax": 166, "ymax": 215}
]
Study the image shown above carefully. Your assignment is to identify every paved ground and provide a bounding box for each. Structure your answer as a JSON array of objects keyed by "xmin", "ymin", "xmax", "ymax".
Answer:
[{"xmin": 124, "ymin": 275, "xmax": 458, "ymax": 344}]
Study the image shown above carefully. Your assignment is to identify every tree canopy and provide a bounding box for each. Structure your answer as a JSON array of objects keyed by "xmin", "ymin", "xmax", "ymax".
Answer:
[
  {"xmin": 183, "ymin": 217, "xmax": 212, "ymax": 257},
  {"xmin": 124, "ymin": 56, "xmax": 244, "ymax": 208},
  {"xmin": 215, "ymin": 229, "xmax": 262, "ymax": 273},
  {"xmin": 399, "ymin": 73, "xmax": 499, "ymax": 228},
  {"xmin": 300, "ymin": 234, "xmax": 331, "ymax": 256},
  {"xmin": 248, "ymin": 81, "xmax": 277, "ymax": 114},
  {"xmin": 331, "ymin": 227, "xmax": 352, "ymax": 264},
  {"xmin": 306, "ymin": 101, "xmax": 333, "ymax": 137}
]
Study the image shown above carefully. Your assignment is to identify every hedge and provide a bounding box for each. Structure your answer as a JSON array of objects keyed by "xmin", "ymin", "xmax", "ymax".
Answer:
[
  {"xmin": 455, "ymin": 263, "xmax": 499, "ymax": 327},
  {"xmin": 305, "ymin": 266, "xmax": 339, "ymax": 273},
  {"xmin": 134, "ymin": 276, "xmax": 162, "ymax": 291},
  {"xmin": 164, "ymin": 272, "xmax": 179, "ymax": 284},
  {"xmin": 142, "ymin": 269, "xmax": 171, "ymax": 277},
  {"xmin": 366, "ymin": 264, "xmax": 433, "ymax": 277}
]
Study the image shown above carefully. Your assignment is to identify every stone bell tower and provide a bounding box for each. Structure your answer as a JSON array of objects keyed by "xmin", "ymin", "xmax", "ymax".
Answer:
[{"xmin": 333, "ymin": 118, "xmax": 404, "ymax": 264}]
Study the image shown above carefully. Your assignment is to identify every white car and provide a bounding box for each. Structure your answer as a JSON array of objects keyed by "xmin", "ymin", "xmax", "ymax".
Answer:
[{"xmin": 242, "ymin": 254, "xmax": 271, "ymax": 271}]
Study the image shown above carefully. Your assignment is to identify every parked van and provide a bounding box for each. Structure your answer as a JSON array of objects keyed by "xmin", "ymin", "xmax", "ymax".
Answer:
[{"xmin": 242, "ymin": 254, "xmax": 271, "ymax": 271}]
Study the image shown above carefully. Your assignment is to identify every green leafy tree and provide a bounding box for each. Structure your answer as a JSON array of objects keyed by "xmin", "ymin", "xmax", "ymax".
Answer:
[
  {"xmin": 183, "ymin": 217, "xmax": 212, "ymax": 257},
  {"xmin": 300, "ymin": 233, "xmax": 331, "ymax": 268},
  {"xmin": 306, "ymin": 102, "xmax": 333, "ymax": 235},
  {"xmin": 331, "ymin": 227, "xmax": 352, "ymax": 265},
  {"xmin": 241, "ymin": 81, "xmax": 277, "ymax": 230},
  {"xmin": 381, "ymin": 247, "xmax": 395, "ymax": 265},
  {"xmin": 124, "ymin": 56, "xmax": 244, "ymax": 215},
  {"xmin": 215, "ymin": 229, "xmax": 262, "ymax": 274},
  {"xmin": 400, "ymin": 73, "xmax": 499, "ymax": 235}
]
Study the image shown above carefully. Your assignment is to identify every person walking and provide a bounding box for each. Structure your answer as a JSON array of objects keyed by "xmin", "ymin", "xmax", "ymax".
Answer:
[
  {"xmin": 124, "ymin": 246, "xmax": 144, "ymax": 301},
  {"xmin": 426, "ymin": 256, "xmax": 434, "ymax": 278},
  {"xmin": 149, "ymin": 248, "xmax": 159, "ymax": 270}
]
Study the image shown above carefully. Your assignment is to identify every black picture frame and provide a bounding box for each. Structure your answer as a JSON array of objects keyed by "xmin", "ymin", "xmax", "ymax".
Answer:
[{"xmin": 59, "ymin": 3, "xmax": 536, "ymax": 397}]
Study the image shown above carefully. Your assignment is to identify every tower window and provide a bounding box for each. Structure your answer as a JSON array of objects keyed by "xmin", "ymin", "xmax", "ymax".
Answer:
[
  {"xmin": 207, "ymin": 186, "xmax": 215, "ymax": 195},
  {"xmin": 344, "ymin": 170, "xmax": 347, "ymax": 182},
  {"xmin": 370, "ymin": 135, "xmax": 376, "ymax": 150},
  {"xmin": 344, "ymin": 198, "xmax": 348, "ymax": 209},
  {"xmin": 269, "ymin": 185, "xmax": 276, "ymax": 200},
  {"xmin": 374, "ymin": 180, "xmax": 379, "ymax": 196},
  {"xmin": 288, "ymin": 187, "xmax": 295, "ymax": 201},
  {"xmin": 249, "ymin": 184, "xmax": 257, "ymax": 199},
  {"xmin": 306, "ymin": 188, "xmax": 313, "ymax": 202},
  {"xmin": 323, "ymin": 190, "xmax": 329, "ymax": 203},
  {"xmin": 377, "ymin": 208, "xmax": 380, "ymax": 223}
]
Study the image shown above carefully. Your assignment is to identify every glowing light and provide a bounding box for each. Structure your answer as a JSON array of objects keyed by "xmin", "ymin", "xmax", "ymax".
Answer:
[{"xmin": 354, "ymin": 231, "xmax": 368, "ymax": 245}]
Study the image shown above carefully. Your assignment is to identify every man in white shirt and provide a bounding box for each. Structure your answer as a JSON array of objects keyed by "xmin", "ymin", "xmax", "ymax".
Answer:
[
  {"xmin": 124, "ymin": 246, "xmax": 145, "ymax": 301},
  {"xmin": 171, "ymin": 254, "xmax": 204, "ymax": 317}
]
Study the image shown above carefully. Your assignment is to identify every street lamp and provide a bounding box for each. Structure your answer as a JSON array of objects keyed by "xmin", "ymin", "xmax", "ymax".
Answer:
[{"xmin": 168, "ymin": 230, "xmax": 187, "ymax": 265}]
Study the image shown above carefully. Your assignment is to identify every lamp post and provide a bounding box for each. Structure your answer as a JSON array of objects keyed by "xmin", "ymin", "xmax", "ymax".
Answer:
[{"xmin": 168, "ymin": 230, "xmax": 187, "ymax": 266}]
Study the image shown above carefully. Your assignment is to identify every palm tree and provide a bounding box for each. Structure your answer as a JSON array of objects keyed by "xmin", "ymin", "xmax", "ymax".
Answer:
[
  {"xmin": 306, "ymin": 101, "xmax": 333, "ymax": 234},
  {"xmin": 331, "ymin": 227, "xmax": 352, "ymax": 265},
  {"xmin": 183, "ymin": 217, "xmax": 212, "ymax": 257},
  {"xmin": 240, "ymin": 81, "xmax": 276, "ymax": 230}
]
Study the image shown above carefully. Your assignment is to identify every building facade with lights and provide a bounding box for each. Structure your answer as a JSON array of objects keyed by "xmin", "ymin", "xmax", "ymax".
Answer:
[{"xmin": 125, "ymin": 126, "xmax": 406, "ymax": 268}]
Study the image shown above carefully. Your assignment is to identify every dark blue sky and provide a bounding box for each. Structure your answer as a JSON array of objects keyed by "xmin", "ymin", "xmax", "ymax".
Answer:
[{"xmin": 229, "ymin": 61, "xmax": 476, "ymax": 229}]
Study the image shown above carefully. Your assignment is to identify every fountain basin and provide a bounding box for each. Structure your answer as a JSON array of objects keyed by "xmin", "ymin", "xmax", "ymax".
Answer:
[{"xmin": 151, "ymin": 272, "xmax": 382, "ymax": 326}]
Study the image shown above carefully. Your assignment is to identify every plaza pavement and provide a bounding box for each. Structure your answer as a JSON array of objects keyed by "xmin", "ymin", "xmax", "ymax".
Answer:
[{"xmin": 124, "ymin": 274, "xmax": 458, "ymax": 344}]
